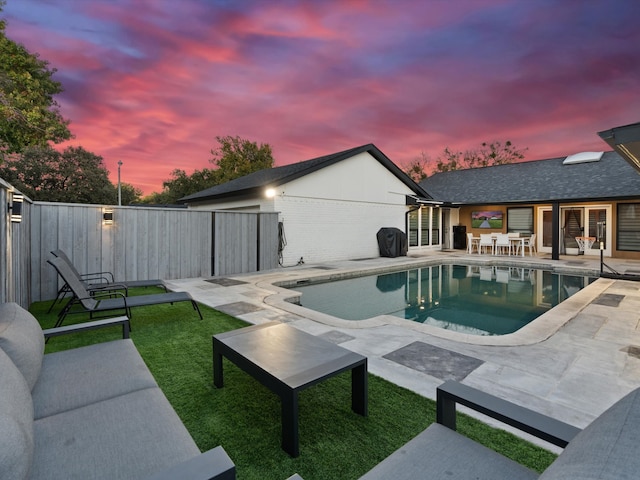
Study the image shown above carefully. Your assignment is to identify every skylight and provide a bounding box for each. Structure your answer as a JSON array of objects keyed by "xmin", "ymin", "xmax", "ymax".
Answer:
[{"xmin": 563, "ymin": 152, "xmax": 604, "ymax": 165}]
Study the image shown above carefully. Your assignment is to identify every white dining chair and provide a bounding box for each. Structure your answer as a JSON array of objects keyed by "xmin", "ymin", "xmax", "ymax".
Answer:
[
  {"xmin": 508, "ymin": 232, "xmax": 523, "ymax": 255},
  {"xmin": 522, "ymin": 233, "xmax": 537, "ymax": 256},
  {"xmin": 494, "ymin": 233, "xmax": 511, "ymax": 256},
  {"xmin": 467, "ymin": 233, "xmax": 479, "ymax": 254},
  {"xmin": 478, "ymin": 234, "xmax": 494, "ymax": 255}
]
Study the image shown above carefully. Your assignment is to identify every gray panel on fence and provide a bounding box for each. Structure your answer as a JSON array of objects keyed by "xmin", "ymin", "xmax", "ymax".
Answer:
[
  {"xmin": 212, "ymin": 211, "xmax": 278, "ymax": 276},
  {"xmin": 259, "ymin": 213, "xmax": 279, "ymax": 271},
  {"xmin": 213, "ymin": 211, "xmax": 257, "ymax": 276}
]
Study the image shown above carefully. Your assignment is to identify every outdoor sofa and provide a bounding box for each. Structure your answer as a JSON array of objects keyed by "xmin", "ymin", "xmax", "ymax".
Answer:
[
  {"xmin": 357, "ymin": 380, "xmax": 640, "ymax": 479},
  {"xmin": 0, "ymin": 302, "xmax": 235, "ymax": 480}
]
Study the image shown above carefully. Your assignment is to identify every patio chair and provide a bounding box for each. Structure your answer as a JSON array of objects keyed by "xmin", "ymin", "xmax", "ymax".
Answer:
[
  {"xmin": 47, "ymin": 250, "xmax": 168, "ymax": 312},
  {"xmin": 466, "ymin": 233, "xmax": 478, "ymax": 254},
  {"xmin": 478, "ymin": 234, "xmax": 494, "ymax": 255},
  {"xmin": 48, "ymin": 256, "xmax": 202, "ymax": 328},
  {"xmin": 494, "ymin": 233, "xmax": 512, "ymax": 256},
  {"xmin": 522, "ymin": 233, "xmax": 537, "ymax": 256}
]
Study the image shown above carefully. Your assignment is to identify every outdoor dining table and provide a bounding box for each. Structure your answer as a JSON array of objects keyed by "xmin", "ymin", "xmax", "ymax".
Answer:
[{"xmin": 471, "ymin": 235, "xmax": 528, "ymax": 257}]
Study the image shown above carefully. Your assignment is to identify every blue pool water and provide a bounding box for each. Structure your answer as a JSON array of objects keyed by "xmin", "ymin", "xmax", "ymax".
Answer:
[{"xmin": 292, "ymin": 264, "xmax": 597, "ymax": 336}]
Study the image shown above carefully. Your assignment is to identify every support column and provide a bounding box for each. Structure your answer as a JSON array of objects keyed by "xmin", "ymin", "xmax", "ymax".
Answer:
[{"xmin": 552, "ymin": 202, "xmax": 560, "ymax": 260}]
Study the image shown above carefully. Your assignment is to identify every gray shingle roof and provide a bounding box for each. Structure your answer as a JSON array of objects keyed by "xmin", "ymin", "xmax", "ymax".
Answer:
[
  {"xmin": 420, "ymin": 151, "xmax": 640, "ymax": 205},
  {"xmin": 181, "ymin": 144, "xmax": 431, "ymax": 203}
]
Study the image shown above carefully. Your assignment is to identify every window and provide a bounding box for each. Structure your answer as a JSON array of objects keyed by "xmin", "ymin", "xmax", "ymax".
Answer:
[
  {"xmin": 407, "ymin": 206, "xmax": 441, "ymax": 248},
  {"xmin": 420, "ymin": 208, "xmax": 430, "ymax": 246},
  {"xmin": 507, "ymin": 207, "xmax": 533, "ymax": 234},
  {"xmin": 617, "ymin": 204, "xmax": 640, "ymax": 251},
  {"xmin": 408, "ymin": 209, "xmax": 419, "ymax": 247},
  {"xmin": 431, "ymin": 208, "xmax": 440, "ymax": 244}
]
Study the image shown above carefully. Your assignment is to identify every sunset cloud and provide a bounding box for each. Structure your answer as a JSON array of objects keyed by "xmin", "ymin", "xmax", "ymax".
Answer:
[{"xmin": 4, "ymin": 0, "xmax": 640, "ymax": 194}]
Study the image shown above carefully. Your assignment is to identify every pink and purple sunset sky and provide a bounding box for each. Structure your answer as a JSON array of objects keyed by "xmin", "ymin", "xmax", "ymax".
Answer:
[{"xmin": 5, "ymin": 0, "xmax": 640, "ymax": 195}]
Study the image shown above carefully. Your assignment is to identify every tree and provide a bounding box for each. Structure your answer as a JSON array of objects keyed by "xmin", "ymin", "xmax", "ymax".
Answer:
[
  {"xmin": 0, "ymin": 2, "xmax": 71, "ymax": 160},
  {"xmin": 141, "ymin": 136, "xmax": 275, "ymax": 204},
  {"xmin": 210, "ymin": 135, "xmax": 274, "ymax": 184},
  {"xmin": 0, "ymin": 145, "xmax": 117, "ymax": 204},
  {"xmin": 403, "ymin": 151, "xmax": 430, "ymax": 182},
  {"xmin": 435, "ymin": 140, "xmax": 527, "ymax": 173},
  {"xmin": 119, "ymin": 183, "xmax": 143, "ymax": 205},
  {"xmin": 140, "ymin": 168, "xmax": 218, "ymax": 205}
]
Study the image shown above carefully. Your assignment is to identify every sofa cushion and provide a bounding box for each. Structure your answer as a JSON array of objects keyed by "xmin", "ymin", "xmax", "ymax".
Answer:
[
  {"xmin": 359, "ymin": 423, "xmax": 538, "ymax": 480},
  {"xmin": 0, "ymin": 348, "xmax": 34, "ymax": 480},
  {"xmin": 31, "ymin": 387, "xmax": 201, "ymax": 480},
  {"xmin": 540, "ymin": 387, "xmax": 640, "ymax": 479},
  {"xmin": 32, "ymin": 339, "xmax": 158, "ymax": 419},
  {"xmin": 0, "ymin": 302, "xmax": 44, "ymax": 390}
]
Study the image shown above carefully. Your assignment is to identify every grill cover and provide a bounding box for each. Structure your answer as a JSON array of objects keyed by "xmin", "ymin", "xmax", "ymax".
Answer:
[{"xmin": 377, "ymin": 228, "xmax": 408, "ymax": 257}]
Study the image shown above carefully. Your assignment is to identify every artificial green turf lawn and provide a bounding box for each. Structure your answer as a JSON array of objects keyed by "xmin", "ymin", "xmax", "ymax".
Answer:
[{"xmin": 32, "ymin": 289, "xmax": 556, "ymax": 479}]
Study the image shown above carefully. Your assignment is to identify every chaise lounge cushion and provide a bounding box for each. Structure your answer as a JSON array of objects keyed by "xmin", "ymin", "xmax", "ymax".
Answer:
[
  {"xmin": 0, "ymin": 348, "xmax": 34, "ymax": 480},
  {"xmin": 31, "ymin": 387, "xmax": 201, "ymax": 480},
  {"xmin": 539, "ymin": 388, "xmax": 640, "ymax": 479},
  {"xmin": 31, "ymin": 339, "xmax": 158, "ymax": 419},
  {"xmin": 0, "ymin": 302, "xmax": 44, "ymax": 390},
  {"xmin": 359, "ymin": 423, "xmax": 538, "ymax": 480}
]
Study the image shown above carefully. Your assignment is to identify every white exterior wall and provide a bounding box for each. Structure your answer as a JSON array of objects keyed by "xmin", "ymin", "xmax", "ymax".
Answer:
[
  {"xmin": 187, "ymin": 152, "xmax": 416, "ymax": 265},
  {"xmin": 274, "ymin": 195, "xmax": 407, "ymax": 265},
  {"xmin": 273, "ymin": 152, "xmax": 414, "ymax": 265}
]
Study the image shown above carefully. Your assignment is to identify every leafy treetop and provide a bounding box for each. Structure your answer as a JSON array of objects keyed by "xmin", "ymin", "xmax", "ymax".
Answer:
[
  {"xmin": 403, "ymin": 140, "xmax": 528, "ymax": 180},
  {"xmin": 210, "ymin": 135, "xmax": 274, "ymax": 184},
  {"xmin": 141, "ymin": 135, "xmax": 275, "ymax": 204},
  {"xmin": 0, "ymin": 145, "xmax": 140, "ymax": 204},
  {"xmin": 0, "ymin": 2, "xmax": 71, "ymax": 160}
]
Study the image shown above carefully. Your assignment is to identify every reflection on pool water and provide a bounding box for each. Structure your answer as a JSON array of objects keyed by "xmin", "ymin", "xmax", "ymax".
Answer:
[{"xmin": 291, "ymin": 264, "xmax": 597, "ymax": 336}]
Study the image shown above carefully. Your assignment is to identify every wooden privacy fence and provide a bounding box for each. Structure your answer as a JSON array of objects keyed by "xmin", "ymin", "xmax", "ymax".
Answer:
[{"xmin": 1, "ymin": 181, "xmax": 279, "ymax": 307}]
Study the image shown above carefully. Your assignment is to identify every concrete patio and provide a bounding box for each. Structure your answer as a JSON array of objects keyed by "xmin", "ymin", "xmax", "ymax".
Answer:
[{"xmin": 166, "ymin": 251, "xmax": 640, "ymax": 450}]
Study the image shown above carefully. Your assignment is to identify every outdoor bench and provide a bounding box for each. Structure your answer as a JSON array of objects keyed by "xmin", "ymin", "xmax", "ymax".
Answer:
[
  {"xmin": 0, "ymin": 302, "xmax": 235, "ymax": 480},
  {"xmin": 357, "ymin": 380, "xmax": 640, "ymax": 479}
]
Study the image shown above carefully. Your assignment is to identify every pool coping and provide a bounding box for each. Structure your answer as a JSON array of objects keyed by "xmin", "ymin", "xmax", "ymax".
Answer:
[{"xmin": 259, "ymin": 256, "xmax": 613, "ymax": 347}]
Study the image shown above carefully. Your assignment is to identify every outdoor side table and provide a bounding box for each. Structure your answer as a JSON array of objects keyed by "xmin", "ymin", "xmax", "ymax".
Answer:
[{"xmin": 213, "ymin": 321, "xmax": 368, "ymax": 457}]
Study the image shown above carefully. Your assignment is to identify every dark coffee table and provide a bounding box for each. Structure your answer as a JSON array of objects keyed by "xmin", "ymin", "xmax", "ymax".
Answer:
[{"xmin": 213, "ymin": 321, "xmax": 368, "ymax": 457}]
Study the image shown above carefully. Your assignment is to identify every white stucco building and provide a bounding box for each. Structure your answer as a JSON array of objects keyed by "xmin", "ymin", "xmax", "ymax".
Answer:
[{"xmin": 181, "ymin": 144, "xmax": 441, "ymax": 266}]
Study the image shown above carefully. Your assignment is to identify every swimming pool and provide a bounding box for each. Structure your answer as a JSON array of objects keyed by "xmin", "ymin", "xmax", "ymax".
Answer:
[{"xmin": 290, "ymin": 264, "xmax": 597, "ymax": 336}]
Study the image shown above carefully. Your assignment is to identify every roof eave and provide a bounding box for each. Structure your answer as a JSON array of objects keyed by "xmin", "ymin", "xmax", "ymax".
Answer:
[{"xmin": 598, "ymin": 122, "xmax": 640, "ymax": 173}]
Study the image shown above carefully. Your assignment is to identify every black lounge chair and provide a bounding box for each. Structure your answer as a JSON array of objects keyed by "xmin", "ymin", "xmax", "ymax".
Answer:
[
  {"xmin": 48, "ymin": 256, "xmax": 202, "ymax": 328},
  {"xmin": 47, "ymin": 249, "xmax": 167, "ymax": 312}
]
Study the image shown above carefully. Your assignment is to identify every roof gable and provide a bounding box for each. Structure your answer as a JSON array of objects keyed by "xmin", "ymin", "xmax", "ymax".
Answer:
[
  {"xmin": 420, "ymin": 151, "xmax": 640, "ymax": 204},
  {"xmin": 181, "ymin": 144, "xmax": 430, "ymax": 203}
]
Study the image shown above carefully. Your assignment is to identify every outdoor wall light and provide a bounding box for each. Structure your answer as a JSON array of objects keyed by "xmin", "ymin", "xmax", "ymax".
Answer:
[
  {"xmin": 265, "ymin": 188, "xmax": 276, "ymax": 198},
  {"xmin": 103, "ymin": 208, "xmax": 114, "ymax": 225},
  {"xmin": 9, "ymin": 193, "xmax": 23, "ymax": 223}
]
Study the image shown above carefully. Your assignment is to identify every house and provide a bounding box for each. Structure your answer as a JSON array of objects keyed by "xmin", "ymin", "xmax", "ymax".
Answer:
[
  {"xmin": 420, "ymin": 150, "xmax": 640, "ymax": 259},
  {"xmin": 181, "ymin": 144, "xmax": 439, "ymax": 266},
  {"xmin": 183, "ymin": 123, "xmax": 640, "ymax": 264}
]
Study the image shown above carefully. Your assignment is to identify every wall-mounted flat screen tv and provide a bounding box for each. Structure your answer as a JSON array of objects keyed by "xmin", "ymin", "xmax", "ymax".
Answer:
[{"xmin": 472, "ymin": 210, "xmax": 503, "ymax": 229}]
